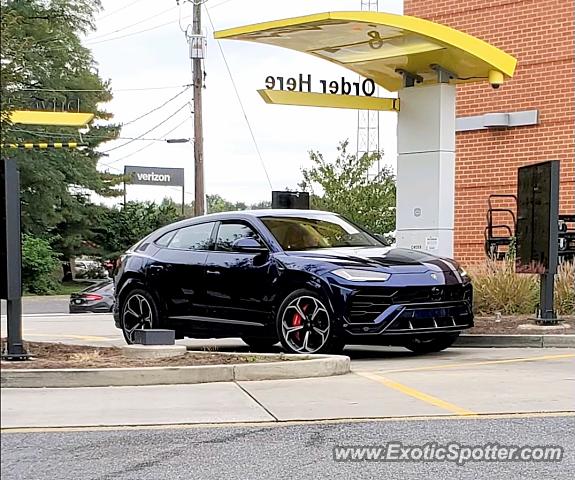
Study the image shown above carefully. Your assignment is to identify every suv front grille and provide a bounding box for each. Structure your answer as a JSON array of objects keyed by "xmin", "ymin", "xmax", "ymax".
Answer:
[
  {"xmin": 385, "ymin": 304, "xmax": 472, "ymax": 332},
  {"xmin": 348, "ymin": 284, "xmax": 472, "ymax": 324}
]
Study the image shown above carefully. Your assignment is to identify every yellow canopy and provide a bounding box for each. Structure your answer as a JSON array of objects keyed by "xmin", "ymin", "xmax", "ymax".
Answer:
[
  {"xmin": 215, "ymin": 11, "xmax": 517, "ymax": 92},
  {"xmin": 8, "ymin": 111, "xmax": 94, "ymax": 127}
]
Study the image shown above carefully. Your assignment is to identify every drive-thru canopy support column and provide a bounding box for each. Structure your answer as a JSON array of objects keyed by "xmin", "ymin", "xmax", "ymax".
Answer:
[{"xmin": 396, "ymin": 83, "xmax": 455, "ymax": 256}]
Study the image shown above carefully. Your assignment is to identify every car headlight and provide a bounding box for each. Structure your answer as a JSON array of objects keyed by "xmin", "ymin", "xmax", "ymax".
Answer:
[
  {"xmin": 457, "ymin": 266, "xmax": 470, "ymax": 282},
  {"xmin": 331, "ymin": 268, "xmax": 391, "ymax": 282}
]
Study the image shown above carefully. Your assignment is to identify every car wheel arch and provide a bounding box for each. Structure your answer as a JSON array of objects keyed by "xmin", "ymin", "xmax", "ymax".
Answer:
[
  {"xmin": 116, "ymin": 275, "xmax": 164, "ymax": 313},
  {"xmin": 273, "ymin": 271, "xmax": 337, "ymax": 318}
]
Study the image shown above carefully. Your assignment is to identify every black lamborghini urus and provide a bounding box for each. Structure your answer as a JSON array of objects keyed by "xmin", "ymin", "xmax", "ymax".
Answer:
[{"xmin": 114, "ymin": 210, "xmax": 473, "ymax": 354}]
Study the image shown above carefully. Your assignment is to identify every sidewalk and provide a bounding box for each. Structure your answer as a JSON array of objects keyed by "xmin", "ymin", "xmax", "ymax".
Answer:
[{"xmin": 3, "ymin": 348, "xmax": 574, "ymax": 429}]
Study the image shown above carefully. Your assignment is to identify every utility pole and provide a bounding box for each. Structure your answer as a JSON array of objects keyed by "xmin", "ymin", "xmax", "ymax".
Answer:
[{"xmin": 191, "ymin": 0, "xmax": 205, "ymax": 216}]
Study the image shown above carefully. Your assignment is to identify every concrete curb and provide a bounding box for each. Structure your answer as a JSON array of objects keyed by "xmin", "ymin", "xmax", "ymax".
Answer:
[
  {"xmin": 455, "ymin": 334, "xmax": 575, "ymax": 348},
  {"xmin": 0, "ymin": 354, "xmax": 350, "ymax": 389}
]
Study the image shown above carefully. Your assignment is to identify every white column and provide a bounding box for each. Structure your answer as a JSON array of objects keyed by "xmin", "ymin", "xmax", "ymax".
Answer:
[{"xmin": 396, "ymin": 83, "xmax": 456, "ymax": 258}]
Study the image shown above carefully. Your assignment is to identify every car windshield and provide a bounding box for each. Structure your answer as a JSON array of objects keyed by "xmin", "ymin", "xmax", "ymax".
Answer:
[{"xmin": 261, "ymin": 215, "xmax": 381, "ymax": 251}]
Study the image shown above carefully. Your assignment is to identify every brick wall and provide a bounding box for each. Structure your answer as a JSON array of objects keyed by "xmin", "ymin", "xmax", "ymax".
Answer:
[{"xmin": 404, "ymin": 0, "xmax": 575, "ymax": 264}]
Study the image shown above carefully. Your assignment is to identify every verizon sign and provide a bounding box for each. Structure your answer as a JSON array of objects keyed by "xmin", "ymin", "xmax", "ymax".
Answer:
[{"xmin": 124, "ymin": 166, "xmax": 184, "ymax": 187}]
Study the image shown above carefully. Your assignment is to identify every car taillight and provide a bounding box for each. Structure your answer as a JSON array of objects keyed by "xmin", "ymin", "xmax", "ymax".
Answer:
[{"xmin": 81, "ymin": 294, "xmax": 103, "ymax": 301}]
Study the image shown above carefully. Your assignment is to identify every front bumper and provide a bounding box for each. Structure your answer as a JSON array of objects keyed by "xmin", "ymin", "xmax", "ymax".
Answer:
[{"xmin": 339, "ymin": 283, "xmax": 474, "ymax": 337}]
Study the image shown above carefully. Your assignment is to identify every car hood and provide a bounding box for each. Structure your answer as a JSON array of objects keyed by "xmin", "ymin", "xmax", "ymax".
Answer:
[{"xmin": 283, "ymin": 247, "xmax": 457, "ymax": 274}]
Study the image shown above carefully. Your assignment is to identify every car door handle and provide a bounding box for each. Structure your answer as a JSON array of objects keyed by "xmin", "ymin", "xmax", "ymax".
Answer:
[{"xmin": 206, "ymin": 270, "xmax": 221, "ymax": 276}]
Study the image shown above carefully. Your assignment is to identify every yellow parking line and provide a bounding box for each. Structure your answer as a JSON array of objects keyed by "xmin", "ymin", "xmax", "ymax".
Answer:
[
  {"xmin": 371, "ymin": 353, "xmax": 575, "ymax": 375},
  {"xmin": 357, "ymin": 371, "xmax": 477, "ymax": 416}
]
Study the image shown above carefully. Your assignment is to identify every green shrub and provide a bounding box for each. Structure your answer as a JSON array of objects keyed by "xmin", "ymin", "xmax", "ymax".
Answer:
[
  {"xmin": 468, "ymin": 259, "xmax": 575, "ymax": 316},
  {"xmin": 21, "ymin": 235, "xmax": 60, "ymax": 295},
  {"xmin": 556, "ymin": 262, "xmax": 575, "ymax": 315},
  {"xmin": 468, "ymin": 259, "xmax": 538, "ymax": 315}
]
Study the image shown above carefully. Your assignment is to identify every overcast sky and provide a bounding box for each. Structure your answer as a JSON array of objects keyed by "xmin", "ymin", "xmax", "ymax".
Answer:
[{"xmin": 89, "ymin": 0, "xmax": 404, "ymax": 206}]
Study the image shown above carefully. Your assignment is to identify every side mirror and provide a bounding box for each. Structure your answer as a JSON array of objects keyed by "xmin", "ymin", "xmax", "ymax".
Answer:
[
  {"xmin": 375, "ymin": 233, "xmax": 387, "ymax": 244},
  {"xmin": 232, "ymin": 237, "xmax": 268, "ymax": 253},
  {"xmin": 375, "ymin": 233, "xmax": 395, "ymax": 247}
]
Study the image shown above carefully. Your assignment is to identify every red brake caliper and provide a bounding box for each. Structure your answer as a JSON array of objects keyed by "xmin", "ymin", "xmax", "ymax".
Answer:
[{"xmin": 292, "ymin": 303, "xmax": 309, "ymax": 343}]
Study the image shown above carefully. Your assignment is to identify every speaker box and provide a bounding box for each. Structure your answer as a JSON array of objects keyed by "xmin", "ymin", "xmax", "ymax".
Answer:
[
  {"xmin": 1, "ymin": 159, "xmax": 22, "ymax": 299},
  {"xmin": 271, "ymin": 191, "xmax": 310, "ymax": 210},
  {"xmin": 515, "ymin": 160, "xmax": 560, "ymax": 274}
]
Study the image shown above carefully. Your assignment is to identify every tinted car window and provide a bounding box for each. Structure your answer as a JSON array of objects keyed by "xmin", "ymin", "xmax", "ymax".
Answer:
[
  {"xmin": 261, "ymin": 215, "xmax": 380, "ymax": 251},
  {"xmin": 216, "ymin": 223, "xmax": 262, "ymax": 252},
  {"xmin": 168, "ymin": 222, "xmax": 215, "ymax": 250},
  {"xmin": 155, "ymin": 230, "xmax": 176, "ymax": 247}
]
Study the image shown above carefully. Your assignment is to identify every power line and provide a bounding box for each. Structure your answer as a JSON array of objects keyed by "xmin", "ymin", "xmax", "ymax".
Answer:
[
  {"xmin": 86, "ymin": 14, "xmax": 192, "ymax": 45},
  {"xmin": 17, "ymin": 84, "xmax": 192, "ymax": 93},
  {"xmin": 208, "ymin": 0, "xmax": 236, "ymax": 10},
  {"xmin": 101, "ymin": 102, "xmax": 191, "ymax": 153},
  {"xmin": 123, "ymin": 86, "xmax": 191, "ymax": 126},
  {"xmin": 97, "ymin": 0, "xmax": 145, "ymax": 21},
  {"xmin": 9, "ymin": 87, "xmax": 191, "ymax": 142},
  {"xmin": 103, "ymin": 116, "xmax": 192, "ymax": 167},
  {"xmin": 88, "ymin": 5, "xmax": 177, "ymax": 42},
  {"xmin": 98, "ymin": 118, "xmax": 195, "ymax": 199},
  {"xmin": 204, "ymin": 7, "xmax": 273, "ymax": 191}
]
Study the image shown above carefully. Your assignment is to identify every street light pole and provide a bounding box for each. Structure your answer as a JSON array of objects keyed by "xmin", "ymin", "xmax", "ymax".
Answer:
[{"xmin": 191, "ymin": 1, "xmax": 205, "ymax": 216}]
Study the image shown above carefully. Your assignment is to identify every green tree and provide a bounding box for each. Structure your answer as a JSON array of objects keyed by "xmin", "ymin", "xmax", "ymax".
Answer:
[
  {"xmin": 92, "ymin": 201, "xmax": 181, "ymax": 259},
  {"xmin": 206, "ymin": 194, "xmax": 270, "ymax": 214},
  {"xmin": 206, "ymin": 194, "xmax": 236, "ymax": 214},
  {"xmin": 0, "ymin": 0, "xmax": 123, "ymax": 259},
  {"xmin": 300, "ymin": 141, "xmax": 396, "ymax": 235},
  {"xmin": 21, "ymin": 234, "xmax": 60, "ymax": 294}
]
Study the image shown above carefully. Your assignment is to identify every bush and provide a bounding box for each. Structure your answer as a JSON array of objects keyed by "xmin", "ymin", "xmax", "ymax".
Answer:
[
  {"xmin": 21, "ymin": 235, "xmax": 60, "ymax": 295},
  {"xmin": 468, "ymin": 259, "xmax": 575, "ymax": 316},
  {"xmin": 556, "ymin": 261, "xmax": 575, "ymax": 315},
  {"xmin": 468, "ymin": 259, "xmax": 538, "ymax": 315}
]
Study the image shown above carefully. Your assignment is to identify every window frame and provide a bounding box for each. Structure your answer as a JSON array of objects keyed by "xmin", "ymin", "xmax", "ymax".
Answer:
[
  {"xmin": 154, "ymin": 229, "xmax": 177, "ymax": 248},
  {"xmin": 212, "ymin": 220, "xmax": 269, "ymax": 253},
  {"xmin": 155, "ymin": 221, "xmax": 218, "ymax": 252}
]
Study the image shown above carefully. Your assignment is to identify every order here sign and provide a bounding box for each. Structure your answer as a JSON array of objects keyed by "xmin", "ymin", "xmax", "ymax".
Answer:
[{"xmin": 124, "ymin": 165, "xmax": 185, "ymax": 187}]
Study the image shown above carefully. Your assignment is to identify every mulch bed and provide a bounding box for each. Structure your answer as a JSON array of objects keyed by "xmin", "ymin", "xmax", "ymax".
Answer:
[
  {"xmin": 469, "ymin": 315, "xmax": 575, "ymax": 335},
  {"xmin": 2, "ymin": 315, "xmax": 573, "ymax": 369},
  {"xmin": 0, "ymin": 341, "xmax": 287, "ymax": 370}
]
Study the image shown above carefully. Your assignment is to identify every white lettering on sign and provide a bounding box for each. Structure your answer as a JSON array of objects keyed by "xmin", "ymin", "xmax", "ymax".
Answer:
[
  {"xmin": 264, "ymin": 74, "xmax": 376, "ymax": 97},
  {"xmin": 136, "ymin": 172, "xmax": 171, "ymax": 183}
]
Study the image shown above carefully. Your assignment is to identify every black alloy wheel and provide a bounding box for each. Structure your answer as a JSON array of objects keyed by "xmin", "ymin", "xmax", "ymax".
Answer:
[
  {"xmin": 120, "ymin": 289, "xmax": 158, "ymax": 344},
  {"xmin": 277, "ymin": 289, "xmax": 344, "ymax": 354}
]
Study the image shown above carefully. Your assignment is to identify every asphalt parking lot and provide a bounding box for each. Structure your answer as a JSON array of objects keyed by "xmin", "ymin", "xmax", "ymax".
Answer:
[{"xmin": 2, "ymin": 414, "xmax": 574, "ymax": 480}]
